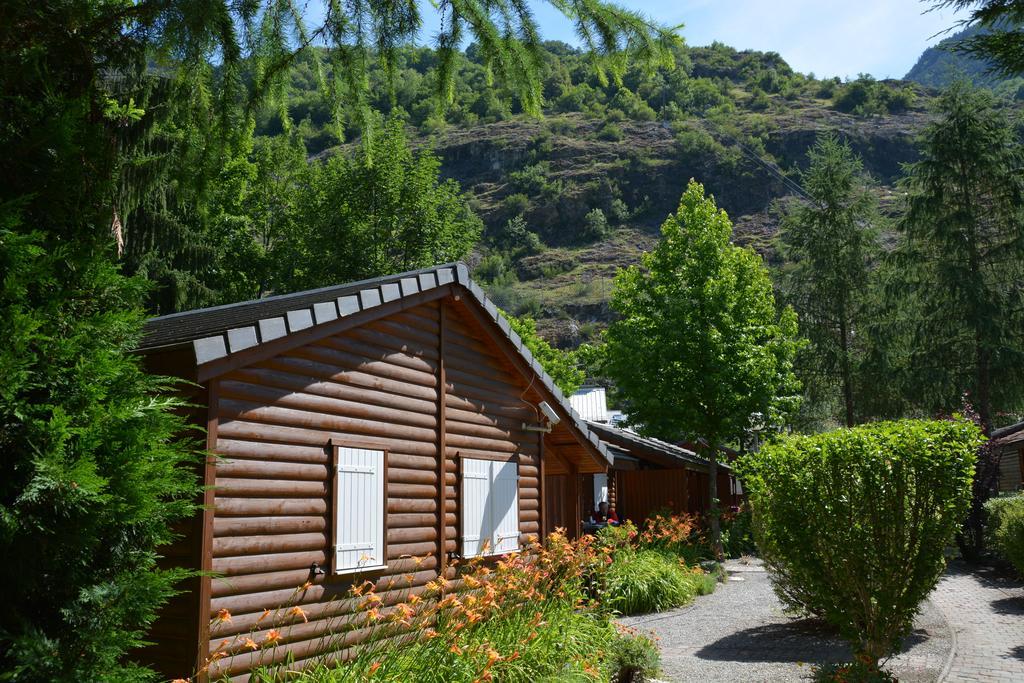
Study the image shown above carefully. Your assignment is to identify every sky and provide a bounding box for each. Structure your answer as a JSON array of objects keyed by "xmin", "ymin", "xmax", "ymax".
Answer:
[{"xmin": 411, "ymin": 0, "xmax": 971, "ymax": 80}]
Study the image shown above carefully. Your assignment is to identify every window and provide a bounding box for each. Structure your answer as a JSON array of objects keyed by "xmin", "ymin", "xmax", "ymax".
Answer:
[
  {"xmin": 333, "ymin": 446, "xmax": 387, "ymax": 574},
  {"xmin": 461, "ymin": 458, "xmax": 520, "ymax": 557}
]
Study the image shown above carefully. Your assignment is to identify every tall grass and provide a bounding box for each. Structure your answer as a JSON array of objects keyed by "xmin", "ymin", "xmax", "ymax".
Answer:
[{"xmin": 603, "ymin": 549, "xmax": 706, "ymax": 615}]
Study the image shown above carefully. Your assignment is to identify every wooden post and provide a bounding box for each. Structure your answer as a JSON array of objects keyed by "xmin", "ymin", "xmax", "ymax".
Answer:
[
  {"xmin": 566, "ymin": 460, "xmax": 580, "ymax": 540},
  {"xmin": 437, "ymin": 301, "xmax": 448, "ymax": 578}
]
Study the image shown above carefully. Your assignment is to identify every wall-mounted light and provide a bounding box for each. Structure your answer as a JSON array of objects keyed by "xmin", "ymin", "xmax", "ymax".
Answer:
[{"xmin": 523, "ymin": 400, "xmax": 561, "ymax": 433}]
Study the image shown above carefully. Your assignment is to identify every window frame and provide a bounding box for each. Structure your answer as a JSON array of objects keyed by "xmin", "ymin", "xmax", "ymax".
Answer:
[{"xmin": 330, "ymin": 442, "xmax": 389, "ymax": 576}]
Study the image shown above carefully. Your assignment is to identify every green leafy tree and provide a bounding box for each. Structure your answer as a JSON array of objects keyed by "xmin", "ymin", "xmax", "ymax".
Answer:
[
  {"xmin": 506, "ymin": 314, "xmax": 585, "ymax": 395},
  {"xmin": 778, "ymin": 134, "xmax": 881, "ymax": 428},
  {"xmin": 282, "ymin": 118, "xmax": 483, "ymax": 290},
  {"xmin": 892, "ymin": 81, "xmax": 1024, "ymax": 557},
  {"xmin": 740, "ymin": 419, "xmax": 981, "ymax": 671},
  {"xmin": 604, "ymin": 180, "xmax": 802, "ymax": 557}
]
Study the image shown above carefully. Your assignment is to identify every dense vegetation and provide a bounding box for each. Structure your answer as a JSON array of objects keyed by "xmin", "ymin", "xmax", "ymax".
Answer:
[
  {"xmin": 602, "ymin": 180, "xmax": 801, "ymax": 555},
  {"xmin": 905, "ymin": 25, "xmax": 1024, "ymax": 95}
]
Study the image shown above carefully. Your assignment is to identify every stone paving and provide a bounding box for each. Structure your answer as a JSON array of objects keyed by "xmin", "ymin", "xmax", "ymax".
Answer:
[
  {"xmin": 928, "ymin": 561, "xmax": 1024, "ymax": 682},
  {"xmin": 619, "ymin": 558, "xmax": 953, "ymax": 682}
]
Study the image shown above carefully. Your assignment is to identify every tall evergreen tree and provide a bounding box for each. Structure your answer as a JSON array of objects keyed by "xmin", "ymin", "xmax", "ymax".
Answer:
[
  {"xmin": 1, "ymin": 3, "xmax": 201, "ymax": 678},
  {"xmin": 604, "ymin": 181, "xmax": 803, "ymax": 558},
  {"xmin": 778, "ymin": 134, "xmax": 881, "ymax": 428},
  {"xmin": 894, "ymin": 81, "xmax": 1024, "ymax": 558}
]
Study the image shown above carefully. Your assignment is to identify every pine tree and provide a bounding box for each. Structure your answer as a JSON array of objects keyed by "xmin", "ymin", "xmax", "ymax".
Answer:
[
  {"xmin": 894, "ymin": 81, "xmax": 1024, "ymax": 558},
  {"xmin": 778, "ymin": 134, "xmax": 882, "ymax": 428}
]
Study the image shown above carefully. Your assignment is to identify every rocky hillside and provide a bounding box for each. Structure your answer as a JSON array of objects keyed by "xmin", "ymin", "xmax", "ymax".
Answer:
[
  {"xmin": 425, "ymin": 103, "xmax": 929, "ymax": 345},
  {"xmin": 290, "ymin": 42, "xmax": 970, "ymax": 345}
]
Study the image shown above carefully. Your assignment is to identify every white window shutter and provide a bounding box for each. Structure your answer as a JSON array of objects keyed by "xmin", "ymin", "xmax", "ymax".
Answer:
[
  {"xmin": 462, "ymin": 458, "xmax": 492, "ymax": 557},
  {"xmin": 491, "ymin": 460, "xmax": 520, "ymax": 554},
  {"xmin": 335, "ymin": 447, "xmax": 385, "ymax": 573}
]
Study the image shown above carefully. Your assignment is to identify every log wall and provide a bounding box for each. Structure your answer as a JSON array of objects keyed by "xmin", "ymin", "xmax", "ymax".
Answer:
[{"xmin": 201, "ymin": 297, "xmax": 550, "ymax": 680}]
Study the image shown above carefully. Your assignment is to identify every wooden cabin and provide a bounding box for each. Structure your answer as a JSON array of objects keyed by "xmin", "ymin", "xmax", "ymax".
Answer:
[
  {"xmin": 135, "ymin": 263, "xmax": 611, "ymax": 681},
  {"xmin": 993, "ymin": 420, "xmax": 1024, "ymax": 493},
  {"xmin": 584, "ymin": 421, "xmax": 740, "ymax": 525}
]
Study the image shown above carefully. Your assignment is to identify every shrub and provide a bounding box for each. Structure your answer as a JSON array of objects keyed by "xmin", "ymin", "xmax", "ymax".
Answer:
[
  {"xmin": 606, "ymin": 630, "xmax": 661, "ymax": 683},
  {"xmin": 582, "ymin": 207, "xmax": 611, "ymax": 241},
  {"xmin": 602, "ymin": 549, "xmax": 702, "ymax": 615},
  {"xmin": 596, "ymin": 122, "xmax": 625, "ymax": 141},
  {"xmin": 739, "ymin": 419, "xmax": 981, "ymax": 668},
  {"xmin": 814, "ymin": 660, "xmax": 899, "ymax": 683},
  {"xmin": 596, "ymin": 519, "xmax": 639, "ymax": 552},
  {"xmin": 985, "ymin": 494, "xmax": 1024, "ymax": 576},
  {"xmin": 720, "ymin": 505, "xmax": 757, "ymax": 558}
]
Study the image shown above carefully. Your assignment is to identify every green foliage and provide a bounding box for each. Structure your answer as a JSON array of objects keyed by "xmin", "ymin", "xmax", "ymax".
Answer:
[
  {"xmin": 602, "ymin": 549, "xmax": 704, "ymax": 615},
  {"xmin": 740, "ymin": 419, "xmax": 982, "ymax": 666},
  {"xmin": 778, "ymin": 134, "xmax": 882, "ymax": 428},
  {"xmin": 491, "ymin": 215, "xmax": 544, "ymax": 255},
  {"xmin": 278, "ymin": 118, "xmax": 482, "ymax": 292},
  {"xmin": 596, "ymin": 122, "xmax": 626, "ymax": 141},
  {"xmin": 603, "ymin": 180, "xmax": 802, "ymax": 555},
  {"xmin": 0, "ymin": 214, "xmax": 199, "ymax": 680},
  {"xmin": 891, "ymin": 82, "xmax": 1024, "ymax": 429},
  {"xmin": 582, "ymin": 208, "xmax": 612, "ymax": 241},
  {"xmin": 605, "ymin": 631, "xmax": 662, "ymax": 683},
  {"xmin": 509, "ymin": 162, "xmax": 563, "ymax": 198},
  {"xmin": 720, "ymin": 506, "xmax": 757, "ymax": 558},
  {"xmin": 505, "ymin": 314, "xmax": 585, "ymax": 395},
  {"xmin": 985, "ymin": 494, "xmax": 1024, "ymax": 576},
  {"xmin": 832, "ymin": 76, "xmax": 916, "ymax": 116},
  {"xmin": 0, "ymin": 1, "xmax": 205, "ymax": 676}
]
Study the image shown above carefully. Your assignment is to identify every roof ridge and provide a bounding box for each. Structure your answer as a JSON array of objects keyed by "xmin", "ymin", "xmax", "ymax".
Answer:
[{"xmin": 139, "ymin": 261, "xmax": 611, "ymax": 466}]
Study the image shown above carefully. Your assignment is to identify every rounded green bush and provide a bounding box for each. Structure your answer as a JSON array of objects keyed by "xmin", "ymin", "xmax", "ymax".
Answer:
[
  {"xmin": 985, "ymin": 494, "xmax": 1024, "ymax": 576},
  {"xmin": 739, "ymin": 419, "xmax": 981, "ymax": 665}
]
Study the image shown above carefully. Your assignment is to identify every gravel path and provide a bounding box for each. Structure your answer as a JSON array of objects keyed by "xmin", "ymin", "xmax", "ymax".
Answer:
[
  {"xmin": 928, "ymin": 561, "xmax": 1024, "ymax": 682},
  {"xmin": 618, "ymin": 558, "xmax": 951, "ymax": 682}
]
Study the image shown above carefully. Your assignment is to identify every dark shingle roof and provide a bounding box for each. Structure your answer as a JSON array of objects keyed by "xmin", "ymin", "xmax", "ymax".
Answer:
[
  {"xmin": 140, "ymin": 262, "xmax": 611, "ymax": 465},
  {"xmin": 993, "ymin": 420, "xmax": 1024, "ymax": 447},
  {"xmin": 586, "ymin": 420, "xmax": 726, "ymax": 471}
]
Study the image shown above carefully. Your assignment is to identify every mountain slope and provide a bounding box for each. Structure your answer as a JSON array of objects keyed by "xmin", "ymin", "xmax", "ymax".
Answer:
[
  {"xmin": 905, "ymin": 25, "xmax": 1023, "ymax": 95},
  {"xmin": 288, "ymin": 42, "xmax": 939, "ymax": 345}
]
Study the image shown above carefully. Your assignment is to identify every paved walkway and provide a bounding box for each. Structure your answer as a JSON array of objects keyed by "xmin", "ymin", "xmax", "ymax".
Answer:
[
  {"xmin": 928, "ymin": 561, "xmax": 1024, "ymax": 682},
  {"xmin": 619, "ymin": 557, "xmax": 1024, "ymax": 682}
]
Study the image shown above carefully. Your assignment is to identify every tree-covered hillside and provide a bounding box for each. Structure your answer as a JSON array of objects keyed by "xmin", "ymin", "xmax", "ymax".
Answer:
[
  {"xmin": 905, "ymin": 25, "xmax": 1024, "ymax": 96},
  {"xmin": 260, "ymin": 41, "xmax": 935, "ymax": 345}
]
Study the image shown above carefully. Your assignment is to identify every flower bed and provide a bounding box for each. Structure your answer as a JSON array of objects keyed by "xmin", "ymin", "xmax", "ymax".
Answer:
[{"xmin": 200, "ymin": 531, "xmax": 664, "ymax": 682}]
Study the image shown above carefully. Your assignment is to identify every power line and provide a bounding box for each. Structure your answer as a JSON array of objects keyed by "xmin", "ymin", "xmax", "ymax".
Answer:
[{"xmin": 697, "ymin": 118, "xmax": 817, "ymax": 206}]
